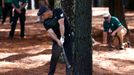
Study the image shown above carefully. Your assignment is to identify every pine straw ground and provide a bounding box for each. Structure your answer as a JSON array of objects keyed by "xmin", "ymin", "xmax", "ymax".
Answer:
[{"xmin": 0, "ymin": 8, "xmax": 134, "ymax": 75}]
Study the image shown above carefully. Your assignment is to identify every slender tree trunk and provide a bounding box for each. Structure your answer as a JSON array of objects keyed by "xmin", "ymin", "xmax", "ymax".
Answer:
[
  {"xmin": 48, "ymin": 0, "xmax": 55, "ymax": 9},
  {"xmin": 109, "ymin": 0, "xmax": 131, "ymax": 45},
  {"xmin": 73, "ymin": 0, "xmax": 92, "ymax": 74},
  {"xmin": 126, "ymin": 0, "xmax": 134, "ymax": 10},
  {"xmin": 61, "ymin": 0, "xmax": 74, "ymax": 26},
  {"xmin": 27, "ymin": 0, "xmax": 31, "ymax": 9},
  {"xmin": 34, "ymin": 0, "xmax": 39, "ymax": 9},
  {"xmin": 109, "ymin": 0, "xmax": 128, "ymax": 30}
]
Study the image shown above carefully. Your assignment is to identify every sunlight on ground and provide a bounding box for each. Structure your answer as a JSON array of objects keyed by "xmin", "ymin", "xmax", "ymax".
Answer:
[
  {"xmin": 20, "ymin": 45, "xmax": 52, "ymax": 54},
  {"xmin": 0, "ymin": 45, "xmax": 52, "ymax": 73},
  {"xmin": 0, "ymin": 53, "xmax": 18, "ymax": 59},
  {"xmin": 93, "ymin": 48, "xmax": 134, "ymax": 74},
  {"xmin": 0, "ymin": 54, "xmax": 51, "ymax": 73},
  {"xmin": 0, "ymin": 29, "xmax": 20, "ymax": 32}
]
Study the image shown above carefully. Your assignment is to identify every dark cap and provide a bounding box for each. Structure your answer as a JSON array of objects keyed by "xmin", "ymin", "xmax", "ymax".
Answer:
[{"xmin": 37, "ymin": 6, "xmax": 48, "ymax": 16}]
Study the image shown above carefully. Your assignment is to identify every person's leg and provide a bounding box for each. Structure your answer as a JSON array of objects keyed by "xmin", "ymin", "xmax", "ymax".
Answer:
[
  {"xmin": 117, "ymin": 28, "xmax": 127, "ymax": 49},
  {"xmin": 9, "ymin": 10, "xmax": 19, "ymax": 39},
  {"xmin": 48, "ymin": 42, "xmax": 62, "ymax": 75},
  {"xmin": 19, "ymin": 9, "xmax": 26, "ymax": 38}
]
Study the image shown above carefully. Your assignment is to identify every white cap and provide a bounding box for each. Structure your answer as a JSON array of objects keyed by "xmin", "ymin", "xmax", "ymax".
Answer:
[{"xmin": 103, "ymin": 12, "xmax": 110, "ymax": 17}]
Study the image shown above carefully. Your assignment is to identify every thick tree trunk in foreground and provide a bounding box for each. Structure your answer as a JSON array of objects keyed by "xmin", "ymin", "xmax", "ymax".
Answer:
[{"xmin": 73, "ymin": 0, "xmax": 92, "ymax": 75}]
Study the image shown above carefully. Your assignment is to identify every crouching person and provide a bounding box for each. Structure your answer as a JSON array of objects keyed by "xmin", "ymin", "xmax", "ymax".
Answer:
[{"xmin": 102, "ymin": 12, "xmax": 127, "ymax": 50}]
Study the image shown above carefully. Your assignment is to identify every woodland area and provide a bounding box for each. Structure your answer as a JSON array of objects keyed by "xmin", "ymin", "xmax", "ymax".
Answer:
[{"xmin": 0, "ymin": 0, "xmax": 134, "ymax": 75}]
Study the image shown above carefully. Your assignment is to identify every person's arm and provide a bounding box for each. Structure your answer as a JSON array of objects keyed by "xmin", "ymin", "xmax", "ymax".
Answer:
[
  {"xmin": 2, "ymin": 0, "xmax": 4, "ymax": 7},
  {"xmin": 19, "ymin": 2, "xmax": 27, "ymax": 10},
  {"xmin": 58, "ymin": 18, "xmax": 65, "ymax": 38},
  {"xmin": 112, "ymin": 17, "xmax": 123, "ymax": 36},
  {"xmin": 58, "ymin": 17, "xmax": 65, "ymax": 46},
  {"xmin": 12, "ymin": 3, "xmax": 21, "ymax": 13},
  {"xmin": 112, "ymin": 26, "xmax": 123, "ymax": 36},
  {"xmin": 45, "ymin": 0, "xmax": 49, "ymax": 6},
  {"xmin": 47, "ymin": 28, "xmax": 62, "ymax": 46}
]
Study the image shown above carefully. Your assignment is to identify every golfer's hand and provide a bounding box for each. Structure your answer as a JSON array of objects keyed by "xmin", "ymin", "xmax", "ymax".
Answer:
[
  {"xmin": 60, "ymin": 36, "xmax": 65, "ymax": 45},
  {"xmin": 57, "ymin": 40, "xmax": 62, "ymax": 47},
  {"xmin": 111, "ymin": 32, "xmax": 116, "ymax": 36}
]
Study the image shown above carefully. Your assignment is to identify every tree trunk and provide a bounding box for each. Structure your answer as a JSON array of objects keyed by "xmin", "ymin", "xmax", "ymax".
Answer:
[
  {"xmin": 126, "ymin": 0, "xmax": 134, "ymax": 10},
  {"xmin": 109, "ymin": 0, "xmax": 131, "ymax": 46},
  {"xmin": 61, "ymin": 0, "xmax": 74, "ymax": 30},
  {"xmin": 48, "ymin": 0, "xmax": 55, "ymax": 9},
  {"xmin": 109, "ymin": 0, "xmax": 128, "ymax": 30},
  {"xmin": 27, "ymin": 0, "xmax": 31, "ymax": 9},
  {"xmin": 73, "ymin": 0, "xmax": 92, "ymax": 74},
  {"xmin": 34, "ymin": 0, "xmax": 39, "ymax": 9}
]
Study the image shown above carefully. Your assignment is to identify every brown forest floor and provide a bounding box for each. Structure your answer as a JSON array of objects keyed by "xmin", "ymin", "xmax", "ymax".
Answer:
[{"xmin": 0, "ymin": 7, "xmax": 134, "ymax": 75}]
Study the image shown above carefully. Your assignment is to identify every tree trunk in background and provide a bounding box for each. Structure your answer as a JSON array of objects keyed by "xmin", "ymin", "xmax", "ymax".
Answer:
[
  {"xmin": 27, "ymin": 0, "xmax": 31, "ymax": 9},
  {"xmin": 34, "ymin": 0, "xmax": 39, "ymax": 9},
  {"xmin": 109, "ymin": 0, "xmax": 131, "ymax": 45},
  {"xmin": 61, "ymin": 0, "xmax": 74, "ymax": 30},
  {"xmin": 126, "ymin": 0, "xmax": 134, "ymax": 10},
  {"xmin": 73, "ymin": 0, "xmax": 92, "ymax": 74},
  {"xmin": 109, "ymin": 0, "xmax": 128, "ymax": 30},
  {"xmin": 48, "ymin": 0, "xmax": 55, "ymax": 9}
]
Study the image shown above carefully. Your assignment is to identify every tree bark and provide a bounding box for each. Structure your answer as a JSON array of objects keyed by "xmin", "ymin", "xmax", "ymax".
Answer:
[
  {"xmin": 126, "ymin": 0, "xmax": 134, "ymax": 10},
  {"xmin": 109, "ymin": 0, "xmax": 131, "ymax": 46},
  {"xmin": 73, "ymin": 0, "xmax": 92, "ymax": 74},
  {"xmin": 48, "ymin": 0, "xmax": 55, "ymax": 9},
  {"xmin": 61, "ymin": 0, "xmax": 74, "ymax": 31},
  {"xmin": 109, "ymin": 0, "xmax": 128, "ymax": 30}
]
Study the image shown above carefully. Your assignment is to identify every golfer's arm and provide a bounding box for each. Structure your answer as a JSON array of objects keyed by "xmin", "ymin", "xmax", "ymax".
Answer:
[
  {"xmin": 58, "ymin": 18, "xmax": 65, "ymax": 37},
  {"xmin": 113, "ymin": 26, "xmax": 123, "ymax": 34},
  {"xmin": 47, "ymin": 28, "xmax": 59, "ymax": 42}
]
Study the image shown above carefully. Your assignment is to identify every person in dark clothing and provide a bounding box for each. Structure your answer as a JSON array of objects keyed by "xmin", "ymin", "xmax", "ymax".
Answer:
[
  {"xmin": 38, "ymin": 6, "xmax": 73, "ymax": 75},
  {"xmin": 0, "ymin": 0, "xmax": 2, "ymax": 21},
  {"xmin": 1, "ymin": 0, "xmax": 13, "ymax": 24},
  {"xmin": 9, "ymin": 0, "xmax": 27, "ymax": 39}
]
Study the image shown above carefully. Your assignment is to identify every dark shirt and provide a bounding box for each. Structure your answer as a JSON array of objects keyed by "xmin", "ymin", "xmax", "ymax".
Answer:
[
  {"xmin": 44, "ymin": 8, "xmax": 72, "ymax": 39},
  {"xmin": 0, "ymin": 0, "xmax": 2, "ymax": 6}
]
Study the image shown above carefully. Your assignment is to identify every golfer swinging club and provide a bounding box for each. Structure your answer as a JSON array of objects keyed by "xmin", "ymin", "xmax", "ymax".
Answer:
[{"xmin": 37, "ymin": 6, "xmax": 73, "ymax": 75}]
